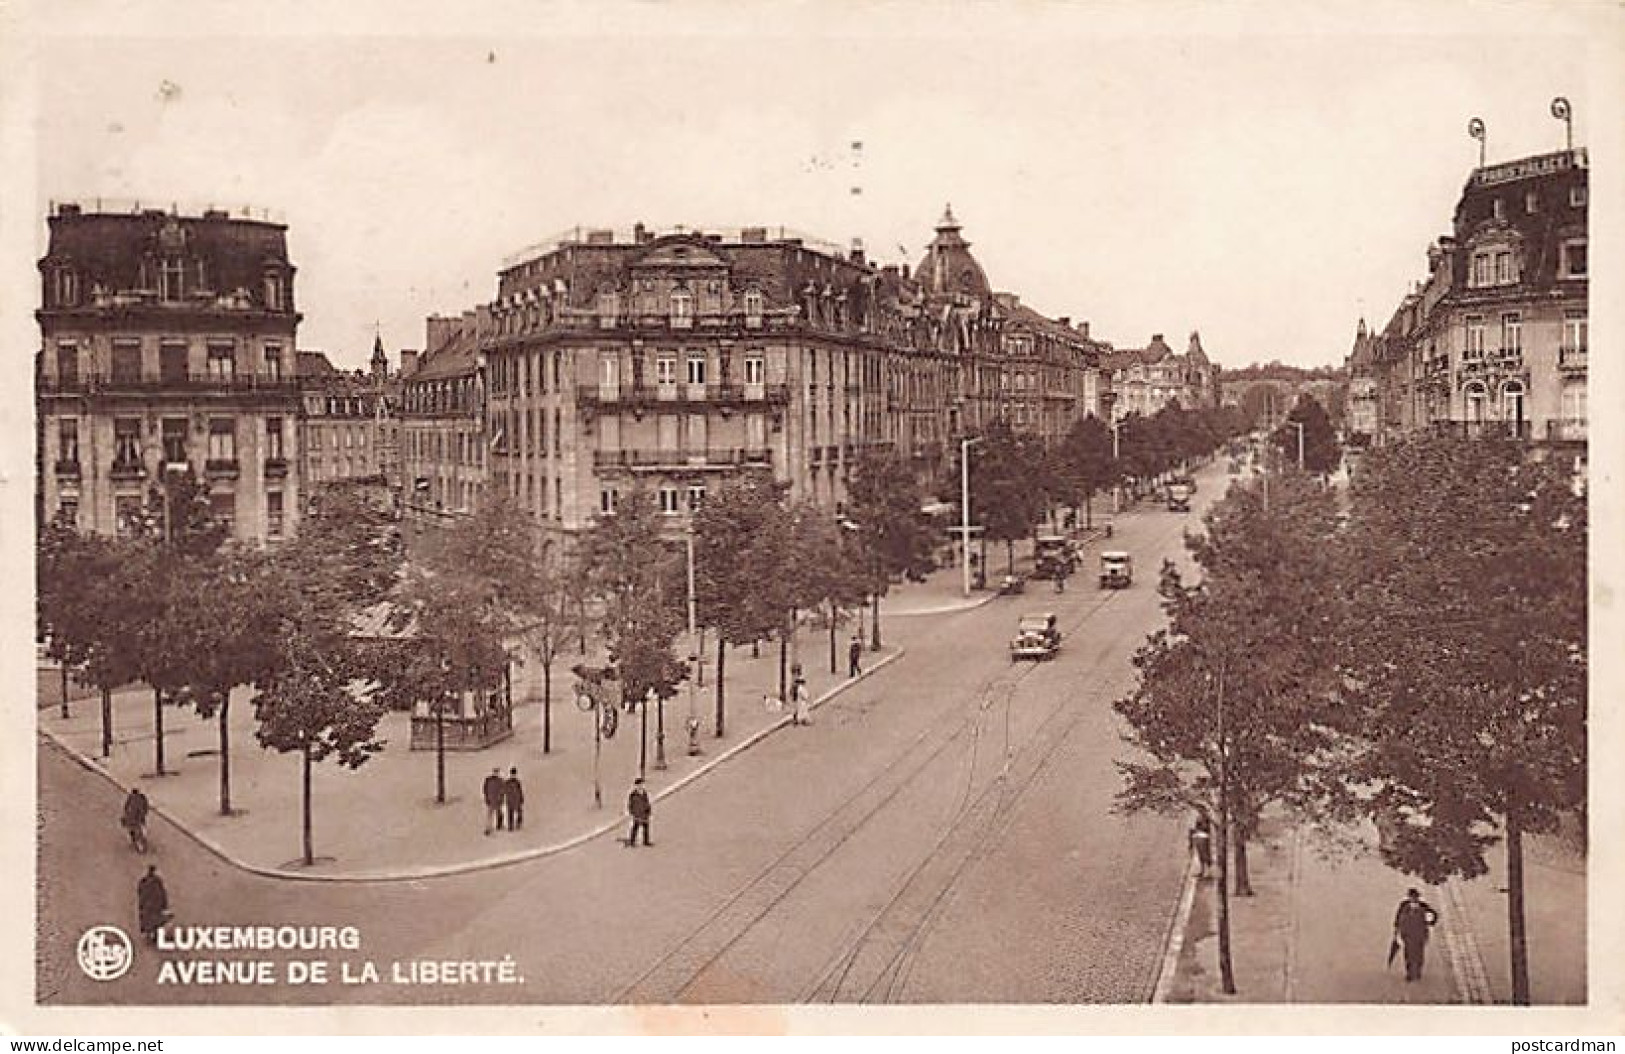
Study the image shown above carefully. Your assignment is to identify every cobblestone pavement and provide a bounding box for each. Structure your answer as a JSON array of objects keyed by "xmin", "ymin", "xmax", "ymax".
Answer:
[{"xmin": 37, "ymin": 468, "xmax": 1225, "ymax": 1006}]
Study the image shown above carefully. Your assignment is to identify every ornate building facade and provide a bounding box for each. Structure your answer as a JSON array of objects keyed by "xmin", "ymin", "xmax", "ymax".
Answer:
[
  {"xmin": 1353, "ymin": 145, "xmax": 1588, "ymax": 455},
  {"xmin": 1101, "ymin": 331, "xmax": 1220, "ymax": 421},
  {"xmin": 36, "ymin": 203, "xmax": 306, "ymax": 543},
  {"xmin": 409, "ymin": 209, "xmax": 1110, "ymax": 540}
]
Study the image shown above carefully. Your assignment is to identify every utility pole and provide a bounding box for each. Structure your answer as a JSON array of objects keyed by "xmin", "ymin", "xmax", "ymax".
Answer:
[{"xmin": 960, "ymin": 436, "xmax": 982, "ymax": 596}]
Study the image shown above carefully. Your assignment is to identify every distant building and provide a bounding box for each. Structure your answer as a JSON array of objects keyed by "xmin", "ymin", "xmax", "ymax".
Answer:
[
  {"xmin": 1359, "ymin": 144, "xmax": 1587, "ymax": 455},
  {"xmin": 1102, "ymin": 331, "xmax": 1219, "ymax": 421},
  {"xmin": 36, "ymin": 202, "xmax": 305, "ymax": 543},
  {"xmin": 400, "ymin": 311, "xmax": 488, "ymax": 531}
]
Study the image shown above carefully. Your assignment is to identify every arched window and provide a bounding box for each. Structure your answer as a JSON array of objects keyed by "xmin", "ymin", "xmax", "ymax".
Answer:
[{"xmin": 1463, "ymin": 380, "xmax": 1487, "ymax": 422}]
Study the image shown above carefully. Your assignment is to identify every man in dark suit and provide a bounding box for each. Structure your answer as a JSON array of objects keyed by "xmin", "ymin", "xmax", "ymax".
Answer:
[
  {"xmin": 625, "ymin": 778, "xmax": 652, "ymax": 847},
  {"xmin": 482, "ymin": 768, "xmax": 505, "ymax": 835},
  {"xmin": 1393, "ymin": 887, "xmax": 1440, "ymax": 981},
  {"xmin": 504, "ymin": 768, "xmax": 525, "ymax": 831}
]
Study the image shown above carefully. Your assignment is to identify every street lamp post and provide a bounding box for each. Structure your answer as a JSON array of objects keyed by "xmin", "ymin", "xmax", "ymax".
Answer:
[
  {"xmin": 1290, "ymin": 421, "xmax": 1305, "ymax": 471},
  {"xmin": 1110, "ymin": 419, "xmax": 1123, "ymax": 514},
  {"xmin": 960, "ymin": 436, "xmax": 982, "ymax": 597}
]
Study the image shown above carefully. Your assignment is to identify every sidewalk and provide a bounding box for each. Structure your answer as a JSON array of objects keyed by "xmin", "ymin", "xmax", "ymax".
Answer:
[
  {"xmin": 1161, "ymin": 811, "xmax": 1586, "ymax": 1005},
  {"xmin": 36, "ymin": 564, "xmax": 1021, "ymax": 881}
]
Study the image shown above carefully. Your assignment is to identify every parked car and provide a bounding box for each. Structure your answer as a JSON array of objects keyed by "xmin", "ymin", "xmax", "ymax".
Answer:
[
  {"xmin": 1098, "ymin": 551, "xmax": 1133, "ymax": 589},
  {"xmin": 1034, "ymin": 535, "xmax": 1079, "ymax": 581},
  {"xmin": 1009, "ymin": 612, "xmax": 1061, "ymax": 660}
]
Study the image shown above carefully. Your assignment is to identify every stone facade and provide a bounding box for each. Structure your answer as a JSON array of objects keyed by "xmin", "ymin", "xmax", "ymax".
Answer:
[
  {"xmin": 412, "ymin": 210, "xmax": 1111, "ymax": 541},
  {"xmin": 36, "ymin": 203, "xmax": 305, "ymax": 543},
  {"xmin": 1355, "ymin": 147, "xmax": 1588, "ymax": 453}
]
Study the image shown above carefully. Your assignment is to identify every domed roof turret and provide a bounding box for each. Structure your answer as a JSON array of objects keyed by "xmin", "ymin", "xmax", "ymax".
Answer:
[{"xmin": 914, "ymin": 204, "xmax": 991, "ymax": 297}]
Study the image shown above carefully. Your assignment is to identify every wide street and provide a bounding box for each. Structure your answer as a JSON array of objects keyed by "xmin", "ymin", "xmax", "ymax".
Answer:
[{"xmin": 39, "ymin": 468, "xmax": 1221, "ymax": 1006}]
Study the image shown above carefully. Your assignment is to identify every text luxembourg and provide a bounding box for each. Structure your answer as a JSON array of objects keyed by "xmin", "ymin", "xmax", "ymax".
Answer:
[{"xmin": 155, "ymin": 925, "xmax": 361, "ymax": 952}]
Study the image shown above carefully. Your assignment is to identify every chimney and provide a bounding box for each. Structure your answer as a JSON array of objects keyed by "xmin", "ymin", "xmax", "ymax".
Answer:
[
  {"xmin": 633, "ymin": 222, "xmax": 649, "ymax": 244},
  {"xmin": 1078, "ymin": 321, "xmax": 1090, "ymax": 339},
  {"xmin": 400, "ymin": 348, "xmax": 420, "ymax": 377},
  {"xmin": 586, "ymin": 229, "xmax": 614, "ymax": 245},
  {"xmin": 1057, "ymin": 316, "xmax": 1070, "ymax": 329},
  {"xmin": 741, "ymin": 227, "xmax": 767, "ymax": 244},
  {"xmin": 850, "ymin": 237, "xmax": 867, "ymax": 266},
  {"xmin": 56, "ymin": 202, "xmax": 82, "ymax": 216},
  {"xmin": 901, "ymin": 264, "xmax": 910, "ymax": 281}
]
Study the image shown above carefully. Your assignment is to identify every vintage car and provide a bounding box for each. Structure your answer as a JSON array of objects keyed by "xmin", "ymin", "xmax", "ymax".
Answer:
[
  {"xmin": 1166, "ymin": 478, "xmax": 1194, "ymax": 512},
  {"xmin": 996, "ymin": 572, "xmax": 1027, "ymax": 596},
  {"xmin": 1009, "ymin": 612, "xmax": 1061, "ymax": 661},
  {"xmin": 1098, "ymin": 551, "xmax": 1134, "ymax": 589},
  {"xmin": 1033, "ymin": 535, "xmax": 1080, "ymax": 581}
]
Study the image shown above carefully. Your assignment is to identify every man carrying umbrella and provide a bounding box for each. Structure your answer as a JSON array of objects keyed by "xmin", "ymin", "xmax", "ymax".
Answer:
[{"xmin": 1391, "ymin": 887, "xmax": 1440, "ymax": 981}]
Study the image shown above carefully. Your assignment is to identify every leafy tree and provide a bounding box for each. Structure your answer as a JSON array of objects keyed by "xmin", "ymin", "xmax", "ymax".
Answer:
[
  {"xmin": 1273, "ymin": 394, "xmax": 1341, "ymax": 475},
  {"xmin": 695, "ymin": 475, "xmax": 789, "ymax": 738},
  {"xmin": 37, "ymin": 524, "xmax": 139, "ymax": 757},
  {"xmin": 845, "ymin": 450, "xmax": 935, "ymax": 648},
  {"xmin": 581, "ymin": 486, "xmax": 688, "ymax": 772},
  {"xmin": 1338, "ymin": 435, "xmax": 1585, "ymax": 1005},
  {"xmin": 1115, "ymin": 473, "xmax": 1345, "ymax": 994},
  {"xmin": 254, "ymin": 622, "xmax": 387, "ymax": 867},
  {"xmin": 1055, "ymin": 413, "xmax": 1115, "ymax": 528},
  {"xmin": 959, "ymin": 420, "xmax": 1045, "ymax": 574}
]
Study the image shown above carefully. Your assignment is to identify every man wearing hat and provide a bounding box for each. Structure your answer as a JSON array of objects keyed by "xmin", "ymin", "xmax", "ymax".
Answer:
[
  {"xmin": 1392, "ymin": 887, "xmax": 1440, "ymax": 981},
  {"xmin": 625, "ymin": 777, "xmax": 652, "ymax": 847},
  {"xmin": 482, "ymin": 767, "xmax": 505, "ymax": 835}
]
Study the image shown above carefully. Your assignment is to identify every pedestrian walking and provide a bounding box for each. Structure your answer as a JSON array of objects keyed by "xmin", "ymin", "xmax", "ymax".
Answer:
[
  {"xmin": 121, "ymin": 787, "xmax": 150, "ymax": 854},
  {"xmin": 848, "ymin": 635, "xmax": 863, "ymax": 677},
  {"xmin": 504, "ymin": 767, "xmax": 525, "ymax": 831},
  {"xmin": 791, "ymin": 674, "xmax": 812, "ymax": 726},
  {"xmin": 1392, "ymin": 887, "xmax": 1440, "ymax": 982},
  {"xmin": 1188, "ymin": 814, "xmax": 1213, "ymax": 879},
  {"xmin": 136, "ymin": 865, "xmax": 170, "ymax": 943},
  {"xmin": 482, "ymin": 768, "xmax": 505, "ymax": 835},
  {"xmin": 625, "ymin": 777, "xmax": 652, "ymax": 847}
]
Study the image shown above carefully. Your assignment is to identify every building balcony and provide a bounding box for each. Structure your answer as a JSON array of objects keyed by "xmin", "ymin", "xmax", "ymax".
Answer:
[
  {"xmin": 109, "ymin": 459, "xmax": 145, "ymax": 482},
  {"xmin": 205, "ymin": 458, "xmax": 241, "ymax": 478},
  {"xmin": 53, "ymin": 459, "xmax": 81, "ymax": 478},
  {"xmin": 593, "ymin": 447, "xmax": 773, "ymax": 472},
  {"xmin": 576, "ymin": 382, "xmax": 790, "ymax": 414},
  {"xmin": 1546, "ymin": 418, "xmax": 1588, "ymax": 443},
  {"xmin": 1559, "ymin": 345, "xmax": 1587, "ymax": 371},
  {"xmin": 264, "ymin": 457, "xmax": 290, "ymax": 479},
  {"xmin": 38, "ymin": 372, "xmax": 305, "ymax": 395}
]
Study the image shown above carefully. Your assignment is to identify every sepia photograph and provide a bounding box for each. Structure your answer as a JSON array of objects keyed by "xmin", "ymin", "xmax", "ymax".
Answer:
[{"xmin": 2, "ymin": 0, "xmax": 1620, "ymax": 1037}]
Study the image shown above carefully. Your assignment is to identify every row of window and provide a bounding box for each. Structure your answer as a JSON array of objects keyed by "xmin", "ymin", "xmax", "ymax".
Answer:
[
  {"xmin": 1468, "ymin": 239, "xmax": 1586, "ymax": 289},
  {"xmin": 1489, "ymin": 184, "xmax": 1586, "ymax": 222},
  {"xmin": 59, "ymin": 487, "xmax": 285, "ymax": 540},
  {"xmin": 1460, "ymin": 311, "xmax": 1586, "ymax": 357},
  {"xmin": 53, "ymin": 338, "xmax": 287, "ymax": 383},
  {"xmin": 597, "ymin": 353, "xmax": 766, "ymax": 388},
  {"xmin": 597, "ymin": 484, "xmax": 708, "ymax": 517},
  {"xmin": 57, "ymin": 415, "xmax": 286, "ymax": 468},
  {"xmin": 46, "ymin": 262, "xmax": 288, "ymax": 311}
]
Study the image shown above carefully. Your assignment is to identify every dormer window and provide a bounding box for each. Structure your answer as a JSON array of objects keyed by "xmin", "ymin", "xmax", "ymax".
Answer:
[
  {"xmin": 1492, "ymin": 198, "xmax": 1505, "ymax": 221},
  {"xmin": 1561, "ymin": 239, "xmax": 1587, "ymax": 278},
  {"xmin": 670, "ymin": 289, "xmax": 694, "ymax": 325},
  {"xmin": 1569, "ymin": 185, "xmax": 1587, "ymax": 208},
  {"xmin": 1525, "ymin": 191, "xmax": 1539, "ymax": 214},
  {"xmin": 263, "ymin": 270, "xmax": 284, "ymax": 311},
  {"xmin": 743, "ymin": 288, "xmax": 764, "ymax": 323},
  {"xmin": 160, "ymin": 257, "xmax": 185, "ymax": 301},
  {"xmin": 53, "ymin": 267, "xmax": 80, "ymax": 307}
]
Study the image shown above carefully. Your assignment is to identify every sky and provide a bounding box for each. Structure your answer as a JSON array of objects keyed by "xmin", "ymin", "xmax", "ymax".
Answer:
[{"xmin": 14, "ymin": 1, "xmax": 1620, "ymax": 373}]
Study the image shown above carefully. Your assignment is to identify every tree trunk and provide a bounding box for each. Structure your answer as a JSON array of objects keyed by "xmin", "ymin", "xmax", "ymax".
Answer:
[
  {"xmin": 542, "ymin": 659, "xmax": 552, "ymax": 754},
  {"xmin": 301, "ymin": 741, "xmax": 314, "ymax": 866},
  {"xmin": 1084, "ymin": 490, "xmax": 1092, "ymax": 529},
  {"xmin": 778, "ymin": 624, "xmax": 789, "ymax": 705},
  {"xmin": 60, "ymin": 664, "xmax": 70, "ymax": 720},
  {"xmin": 1507, "ymin": 803, "xmax": 1531, "ymax": 1005},
  {"xmin": 217, "ymin": 690, "xmax": 232, "ymax": 816},
  {"xmin": 100, "ymin": 684, "xmax": 112, "ymax": 759},
  {"xmin": 152, "ymin": 687, "xmax": 167, "ymax": 776},
  {"xmin": 1006, "ymin": 538, "xmax": 1015, "ymax": 576},
  {"xmin": 435, "ymin": 708, "xmax": 446, "ymax": 804},
  {"xmin": 828, "ymin": 602, "xmax": 838, "ymax": 675},
  {"xmin": 1216, "ymin": 797, "xmax": 1237, "ymax": 994},
  {"xmin": 870, "ymin": 591, "xmax": 882, "ymax": 650},
  {"xmin": 1233, "ymin": 825, "xmax": 1254, "ymax": 897},
  {"xmin": 714, "ymin": 635, "xmax": 726, "ymax": 738}
]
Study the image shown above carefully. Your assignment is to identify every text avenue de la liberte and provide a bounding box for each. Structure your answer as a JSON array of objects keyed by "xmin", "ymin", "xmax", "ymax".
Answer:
[{"xmin": 143, "ymin": 924, "xmax": 524, "ymax": 987}]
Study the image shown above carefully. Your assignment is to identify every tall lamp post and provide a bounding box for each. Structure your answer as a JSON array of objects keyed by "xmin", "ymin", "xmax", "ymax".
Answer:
[
  {"xmin": 959, "ymin": 436, "xmax": 983, "ymax": 597},
  {"xmin": 1110, "ymin": 419, "xmax": 1123, "ymax": 514},
  {"xmin": 1290, "ymin": 421, "xmax": 1305, "ymax": 471},
  {"xmin": 685, "ymin": 522, "xmax": 701, "ymax": 757}
]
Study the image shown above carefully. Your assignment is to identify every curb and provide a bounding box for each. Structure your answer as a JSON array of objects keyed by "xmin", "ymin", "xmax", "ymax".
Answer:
[
  {"xmin": 40, "ymin": 646, "xmax": 908, "ymax": 885},
  {"xmin": 1150, "ymin": 846, "xmax": 1200, "ymax": 1002}
]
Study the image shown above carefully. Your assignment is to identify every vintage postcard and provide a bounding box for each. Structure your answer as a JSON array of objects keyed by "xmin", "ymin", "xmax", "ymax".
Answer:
[{"xmin": 2, "ymin": 0, "xmax": 1621, "ymax": 1037}]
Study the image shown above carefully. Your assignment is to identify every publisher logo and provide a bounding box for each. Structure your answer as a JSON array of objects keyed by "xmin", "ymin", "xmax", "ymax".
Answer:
[{"xmin": 76, "ymin": 925, "xmax": 134, "ymax": 981}]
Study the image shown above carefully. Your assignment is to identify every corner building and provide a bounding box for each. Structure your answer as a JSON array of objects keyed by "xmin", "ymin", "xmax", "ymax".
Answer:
[
  {"xmin": 457, "ymin": 210, "xmax": 1109, "ymax": 540},
  {"xmin": 36, "ymin": 203, "xmax": 305, "ymax": 542}
]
